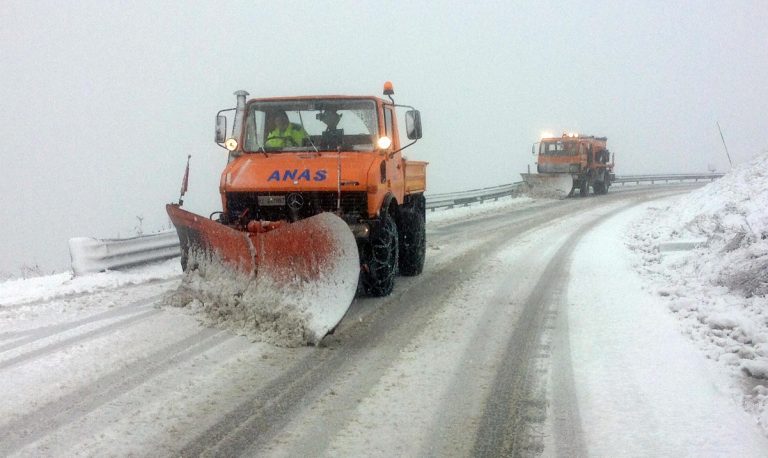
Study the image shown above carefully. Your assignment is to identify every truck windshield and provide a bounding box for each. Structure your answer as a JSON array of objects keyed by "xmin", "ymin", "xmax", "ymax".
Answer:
[
  {"xmin": 243, "ymin": 99, "xmax": 378, "ymax": 153},
  {"xmin": 540, "ymin": 141, "xmax": 579, "ymax": 156}
]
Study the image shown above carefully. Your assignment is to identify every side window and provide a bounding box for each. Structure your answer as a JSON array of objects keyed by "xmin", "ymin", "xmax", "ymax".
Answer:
[
  {"xmin": 245, "ymin": 109, "xmax": 265, "ymax": 151},
  {"xmin": 384, "ymin": 108, "xmax": 393, "ymax": 138}
]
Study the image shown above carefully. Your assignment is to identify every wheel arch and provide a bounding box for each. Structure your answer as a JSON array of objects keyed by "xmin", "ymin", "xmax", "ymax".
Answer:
[{"xmin": 381, "ymin": 192, "xmax": 400, "ymax": 219}]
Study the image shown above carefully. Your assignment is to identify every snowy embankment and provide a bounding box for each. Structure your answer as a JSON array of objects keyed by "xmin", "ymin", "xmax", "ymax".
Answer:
[
  {"xmin": 0, "ymin": 260, "xmax": 182, "ymax": 307},
  {"xmin": 626, "ymin": 152, "xmax": 768, "ymax": 434}
]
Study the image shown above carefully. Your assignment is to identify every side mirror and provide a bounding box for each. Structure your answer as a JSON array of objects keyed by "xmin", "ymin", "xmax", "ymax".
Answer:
[
  {"xmin": 215, "ymin": 115, "xmax": 227, "ymax": 143},
  {"xmin": 532, "ymin": 143, "xmax": 536, "ymax": 155},
  {"xmin": 405, "ymin": 110, "xmax": 422, "ymax": 140}
]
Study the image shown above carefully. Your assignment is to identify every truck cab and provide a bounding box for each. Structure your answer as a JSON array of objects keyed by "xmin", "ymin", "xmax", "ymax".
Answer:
[{"xmin": 213, "ymin": 83, "xmax": 427, "ymax": 295}]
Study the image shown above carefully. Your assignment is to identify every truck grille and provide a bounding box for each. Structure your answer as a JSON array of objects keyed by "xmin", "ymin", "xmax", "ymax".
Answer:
[{"xmin": 226, "ymin": 191, "xmax": 367, "ymax": 222}]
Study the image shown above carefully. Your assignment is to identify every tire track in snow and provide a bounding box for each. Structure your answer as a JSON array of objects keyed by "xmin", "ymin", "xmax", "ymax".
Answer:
[
  {"xmin": 414, "ymin": 228, "xmax": 569, "ymax": 457},
  {"xmin": 99, "ymin": 188, "xmax": 694, "ymax": 456},
  {"xmin": 265, "ymin": 196, "xmax": 653, "ymax": 456},
  {"xmin": 0, "ymin": 293, "xmax": 165, "ymax": 353},
  {"xmin": 549, "ymin": 286, "xmax": 588, "ymax": 457},
  {"xmin": 177, "ymin": 200, "xmax": 604, "ymax": 456},
  {"xmin": 0, "ymin": 277, "xmax": 179, "ymax": 310},
  {"xmin": 0, "ymin": 327, "xmax": 230, "ymax": 455},
  {"xmin": 0, "ymin": 307, "xmax": 161, "ymax": 371},
  {"xmin": 471, "ymin": 206, "xmax": 614, "ymax": 456},
  {"xmin": 471, "ymin": 190, "xmax": 692, "ymax": 456}
]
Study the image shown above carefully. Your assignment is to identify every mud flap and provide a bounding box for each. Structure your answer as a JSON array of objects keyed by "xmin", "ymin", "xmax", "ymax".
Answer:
[{"xmin": 166, "ymin": 205, "xmax": 360, "ymax": 344}]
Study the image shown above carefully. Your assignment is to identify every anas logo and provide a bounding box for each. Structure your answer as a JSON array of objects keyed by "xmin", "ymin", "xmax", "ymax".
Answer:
[{"xmin": 267, "ymin": 169, "xmax": 328, "ymax": 182}]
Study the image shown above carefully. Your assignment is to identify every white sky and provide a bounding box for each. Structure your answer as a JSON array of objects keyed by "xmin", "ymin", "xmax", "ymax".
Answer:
[{"xmin": 1, "ymin": 0, "xmax": 767, "ymax": 273}]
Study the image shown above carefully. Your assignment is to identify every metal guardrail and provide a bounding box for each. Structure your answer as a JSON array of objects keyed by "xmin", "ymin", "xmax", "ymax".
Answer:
[
  {"xmin": 614, "ymin": 173, "xmax": 724, "ymax": 184},
  {"xmin": 423, "ymin": 173, "xmax": 724, "ymax": 211},
  {"xmin": 69, "ymin": 231, "xmax": 180, "ymax": 275},
  {"xmin": 68, "ymin": 173, "xmax": 723, "ymax": 274},
  {"xmin": 425, "ymin": 183, "xmax": 523, "ymax": 210}
]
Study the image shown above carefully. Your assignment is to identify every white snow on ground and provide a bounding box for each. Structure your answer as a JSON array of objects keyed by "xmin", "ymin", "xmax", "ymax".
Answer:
[
  {"xmin": 625, "ymin": 151, "xmax": 768, "ymax": 436},
  {"xmin": 568, "ymin": 203, "xmax": 768, "ymax": 455},
  {"xmin": 0, "ymin": 258, "xmax": 181, "ymax": 307},
  {"xmin": 322, "ymin": 211, "xmax": 573, "ymax": 457},
  {"xmin": 3, "ymin": 175, "xmax": 768, "ymax": 452}
]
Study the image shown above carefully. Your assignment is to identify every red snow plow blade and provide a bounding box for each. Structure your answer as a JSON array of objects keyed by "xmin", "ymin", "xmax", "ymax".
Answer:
[{"xmin": 166, "ymin": 204, "xmax": 360, "ymax": 344}]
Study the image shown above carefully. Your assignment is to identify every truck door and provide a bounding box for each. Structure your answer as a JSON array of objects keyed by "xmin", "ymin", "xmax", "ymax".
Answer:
[{"xmin": 384, "ymin": 106, "xmax": 403, "ymax": 196}]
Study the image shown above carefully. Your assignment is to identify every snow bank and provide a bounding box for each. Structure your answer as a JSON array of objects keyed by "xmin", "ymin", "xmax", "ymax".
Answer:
[
  {"xmin": 0, "ymin": 259, "xmax": 181, "ymax": 306},
  {"xmin": 626, "ymin": 151, "xmax": 768, "ymax": 434}
]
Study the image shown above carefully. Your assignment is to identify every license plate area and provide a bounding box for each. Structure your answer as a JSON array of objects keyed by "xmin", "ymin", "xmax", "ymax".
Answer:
[{"xmin": 258, "ymin": 195, "xmax": 285, "ymax": 206}]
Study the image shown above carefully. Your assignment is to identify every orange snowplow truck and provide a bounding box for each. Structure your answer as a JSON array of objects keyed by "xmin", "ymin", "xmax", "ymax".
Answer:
[
  {"xmin": 167, "ymin": 82, "xmax": 426, "ymax": 312},
  {"xmin": 523, "ymin": 133, "xmax": 615, "ymax": 197}
]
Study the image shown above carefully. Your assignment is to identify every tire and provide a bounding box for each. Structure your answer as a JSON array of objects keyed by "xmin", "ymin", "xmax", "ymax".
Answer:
[
  {"xmin": 593, "ymin": 180, "xmax": 606, "ymax": 195},
  {"xmin": 361, "ymin": 213, "xmax": 398, "ymax": 297},
  {"xmin": 398, "ymin": 207, "xmax": 426, "ymax": 276},
  {"xmin": 579, "ymin": 179, "xmax": 589, "ymax": 197},
  {"xmin": 594, "ymin": 170, "xmax": 610, "ymax": 195}
]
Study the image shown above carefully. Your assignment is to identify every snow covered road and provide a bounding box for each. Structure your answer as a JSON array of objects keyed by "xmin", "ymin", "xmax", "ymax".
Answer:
[
  {"xmin": 563, "ymin": 202, "xmax": 768, "ymax": 456},
  {"xmin": 2, "ymin": 184, "xmax": 766, "ymax": 456}
]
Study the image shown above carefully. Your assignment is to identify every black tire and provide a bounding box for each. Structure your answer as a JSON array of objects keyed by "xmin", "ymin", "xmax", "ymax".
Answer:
[
  {"xmin": 361, "ymin": 213, "xmax": 399, "ymax": 297},
  {"xmin": 593, "ymin": 180, "xmax": 606, "ymax": 195},
  {"xmin": 398, "ymin": 208, "xmax": 426, "ymax": 276},
  {"xmin": 579, "ymin": 179, "xmax": 589, "ymax": 197}
]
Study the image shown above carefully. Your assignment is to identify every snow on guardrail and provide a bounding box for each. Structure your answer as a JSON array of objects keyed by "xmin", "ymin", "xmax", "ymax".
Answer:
[
  {"xmin": 613, "ymin": 173, "xmax": 724, "ymax": 184},
  {"xmin": 425, "ymin": 183, "xmax": 523, "ymax": 210},
  {"xmin": 68, "ymin": 173, "xmax": 723, "ymax": 275},
  {"xmin": 69, "ymin": 231, "xmax": 180, "ymax": 275}
]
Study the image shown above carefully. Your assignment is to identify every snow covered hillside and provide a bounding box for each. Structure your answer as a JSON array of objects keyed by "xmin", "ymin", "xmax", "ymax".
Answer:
[{"xmin": 627, "ymin": 152, "xmax": 768, "ymax": 434}]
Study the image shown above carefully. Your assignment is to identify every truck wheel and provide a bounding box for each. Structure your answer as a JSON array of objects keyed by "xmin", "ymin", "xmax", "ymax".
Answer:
[
  {"xmin": 579, "ymin": 179, "xmax": 589, "ymax": 197},
  {"xmin": 593, "ymin": 181, "xmax": 606, "ymax": 195},
  {"xmin": 398, "ymin": 208, "xmax": 426, "ymax": 276},
  {"xmin": 362, "ymin": 213, "xmax": 399, "ymax": 297}
]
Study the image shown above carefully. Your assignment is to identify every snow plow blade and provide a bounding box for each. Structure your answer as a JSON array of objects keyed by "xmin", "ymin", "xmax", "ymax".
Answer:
[
  {"xmin": 520, "ymin": 173, "xmax": 574, "ymax": 199},
  {"xmin": 166, "ymin": 204, "xmax": 360, "ymax": 344}
]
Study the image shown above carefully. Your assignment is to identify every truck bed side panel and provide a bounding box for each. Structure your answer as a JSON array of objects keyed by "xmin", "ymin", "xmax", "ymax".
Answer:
[{"xmin": 404, "ymin": 160, "xmax": 427, "ymax": 194}]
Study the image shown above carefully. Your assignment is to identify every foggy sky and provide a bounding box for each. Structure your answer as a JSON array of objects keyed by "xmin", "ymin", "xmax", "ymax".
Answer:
[{"xmin": 1, "ymin": 0, "xmax": 767, "ymax": 276}]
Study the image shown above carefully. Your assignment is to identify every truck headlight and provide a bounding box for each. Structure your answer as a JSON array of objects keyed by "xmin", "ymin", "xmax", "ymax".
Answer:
[
  {"xmin": 377, "ymin": 136, "xmax": 392, "ymax": 149},
  {"xmin": 225, "ymin": 138, "xmax": 238, "ymax": 151}
]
